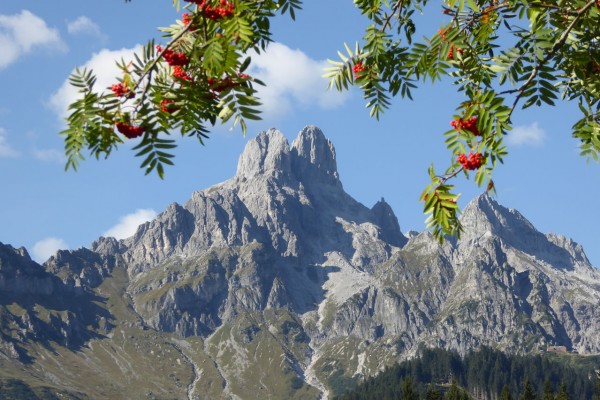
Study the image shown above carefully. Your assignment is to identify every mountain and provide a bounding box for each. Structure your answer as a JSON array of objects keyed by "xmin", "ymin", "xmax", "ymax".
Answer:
[{"xmin": 1, "ymin": 126, "xmax": 599, "ymax": 399}]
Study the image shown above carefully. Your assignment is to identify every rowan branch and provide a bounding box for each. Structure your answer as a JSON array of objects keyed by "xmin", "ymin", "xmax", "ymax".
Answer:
[{"xmin": 510, "ymin": 0, "xmax": 597, "ymax": 112}]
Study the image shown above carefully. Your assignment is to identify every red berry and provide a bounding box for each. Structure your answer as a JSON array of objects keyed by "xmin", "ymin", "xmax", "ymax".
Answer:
[
  {"xmin": 438, "ymin": 29, "xmax": 448, "ymax": 42},
  {"xmin": 157, "ymin": 45, "xmax": 189, "ymax": 67},
  {"xmin": 111, "ymin": 83, "xmax": 134, "ymax": 99},
  {"xmin": 463, "ymin": 116, "xmax": 480, "ymax": 136},
  {"xmin": 451, "ymin": 116, "xmax": 480, "ymax": 136},
  {"xmin": 447, "ymin": 44, "xmax": 464, "ymax": 60},
  {"xmin": 198, "ymin": 0, "xmax": 234, "ymax": 19},
  {"xmin": 172, "ymin": 66, "xmax": 192, "ymax": 81},
  {"xmin": 458, "ymin": 152, "xmax": 484, "ymax": 170},
  {"xmin": 353, "ymin": 61, "xmax": 366, "ymax": 79},
  {"xmin": 115, "ymin": 122, "xmax": 144, "ymax": 139},
  {"xmin": 160, "ymin": 99, "xmax": 178, "ymax": 114}
]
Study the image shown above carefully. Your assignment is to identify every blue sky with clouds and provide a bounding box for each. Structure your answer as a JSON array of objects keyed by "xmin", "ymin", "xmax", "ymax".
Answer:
[{"xmin": 1, "ymin": 1, "xmax": 598, "ymax": 266}]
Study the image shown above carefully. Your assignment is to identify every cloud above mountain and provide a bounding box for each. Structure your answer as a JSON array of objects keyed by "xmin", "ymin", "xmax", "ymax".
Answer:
[
  {"xmin": 249, "ymin": 42, "xmax": 350, "ymax": 118},
  {"xmin": 103, "ymin": 208, "xmax": 157, "ymax": 240},
  {"xmin": 32, "ymin": 237, "xmax": 68, "ymax": 263}
]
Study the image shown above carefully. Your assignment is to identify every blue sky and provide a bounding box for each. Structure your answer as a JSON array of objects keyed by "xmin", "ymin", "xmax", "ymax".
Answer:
[{"xmin": 1, "ymin": 1, "xmax": 598, "ymax": 267}]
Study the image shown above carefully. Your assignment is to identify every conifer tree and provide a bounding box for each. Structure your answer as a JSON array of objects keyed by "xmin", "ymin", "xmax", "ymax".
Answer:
[
  {"xmin": 501, "ymin": 385, "xmax": 514, "ymax": 400},
  {"xmin": 426, "ymin": 386, "xmax": 444, "ymax": 400},
  {"xmin": 555, "ymin": 382, "xmax": 570, "ymax": 400},
  {"xmin": 445, "ymin": 379, "xmax": 470, "ymax": 400},
  {"xmin": 402, "ymin": 376, "xmax": 418, "ymax": 400},
  {"xmin": 594, "ymin": 370, "xmax": 600, "ymax": 400},
  {"xmin": 542, "ymin": 379, "xmax": 555, "ymax": 400},
  {"xmin": 520, "ymin": 379, "xmax": 537, "ymax": 400}
]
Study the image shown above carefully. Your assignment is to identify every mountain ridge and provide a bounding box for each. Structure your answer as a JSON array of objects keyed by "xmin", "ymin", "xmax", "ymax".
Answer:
[{"xmin": 1, "ymin": 125, "xmax": 599, "ymax": 399}]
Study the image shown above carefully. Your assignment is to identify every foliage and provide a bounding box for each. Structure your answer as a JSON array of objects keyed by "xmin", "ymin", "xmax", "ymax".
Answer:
[
  {"xmin": 60, "ymin": 0, "xmax": 301, "ymax": 178},
  {"xmin": 542, "ymin": 379, "xmax": 555, "ymax": 400},
  {"xmin": 403, "ymin": 376, "xmax": 419, "ymax": 400},
  {"xmin": 333, "ymin": 347, "xmax": 599, "ymax": 400},
  {"xmin": 520, "ymin": 378, "xmax": 537, "ymax": 400},
  {"xmin": 425, "ymin": 385, "xmax": 444, "ymax": 400},
  {"xmin": 596, "ymin": 370, "xmax": 600, "ymax": 400},
  {"xmin": 555, "ymin": 382, "xmax": 570, "ymax": 400},
  {"xmin": 61, "ymin": 0, "xmax": 600, "ymax": 236},
  {"xmin": 501, "ymin": 384, "xmax": 514, "ymax": 400},
  {"xmin": 325, "ymin": 0, "xmax": 600, "ymax": 239},
  {"xmin": 444, "ymin": 379, "xmax": 471, "ymax": 399}
]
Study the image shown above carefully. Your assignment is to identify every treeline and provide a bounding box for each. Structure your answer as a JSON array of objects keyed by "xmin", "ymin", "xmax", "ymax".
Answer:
[{"xmin": 334, "ymin": 347, "xmax": 600, "ymax": 400}]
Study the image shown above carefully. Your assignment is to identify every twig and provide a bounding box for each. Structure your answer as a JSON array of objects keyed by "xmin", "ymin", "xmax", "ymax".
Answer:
[
  {"xmin": 381, "ymin": 0, "xmax": 403, "ymax": 32},
  {"xmin": 510, "ymin": 0, "xmax": 597, "ymax": 112},
  {"xmin": 133, "ymin": 22, "xmax": 192, "ymax": 93}
]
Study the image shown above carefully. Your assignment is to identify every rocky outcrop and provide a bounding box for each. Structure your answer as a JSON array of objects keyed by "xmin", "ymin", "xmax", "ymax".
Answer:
[
  {"xmin": 0, "ymin": 243, "xmax": 109, "ymax": 361},
  {"xmin": 1, "ymin": 126, "xmax": 599, "ymax": 399},
  {"xmin": 0, "ymin": 243, "xmax": 53, "ymax": 297}
]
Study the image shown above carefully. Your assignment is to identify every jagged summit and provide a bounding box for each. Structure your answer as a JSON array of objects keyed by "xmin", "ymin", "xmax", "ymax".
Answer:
[
  {"xmin": 236, "ymin": 128, "xmax": 292, "ymax": 180},
  {"xmin": 458, "ymin": 193, "xmax": 592, "ymax": 272},
  {"xmin": 291, "ymin": 125, "xmax": 340, "ymax": 187},
  {"xmin": 371, "ymin": 198, "xmax": 407, "ymax": 247},
  {"xmin": 235, "ymin": 126, "xmax": 341, "ymax": 188},
  {"xmin": 2, "ymin": 126, "xmax": 600, "ymax": 400},
  {"xmin": 459, "ymin": 193, "xmax": 538, "ymax": 241}
]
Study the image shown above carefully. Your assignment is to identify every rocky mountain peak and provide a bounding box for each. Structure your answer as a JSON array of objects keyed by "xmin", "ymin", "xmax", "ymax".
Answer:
[
  {"xmin": 290, "ymin": 125, "xmax": 341, "ymax": 187},
  {"xmin": 235, "ymin": 125, "xmax": 341, "ymax": 189},
  {"xmin": 459, "ymin": 193, "xmax": 537, "ymax": 240},
  {"xmin": 2, "ymin": 127, "xmax": 600, "ymax": 400},
  {"xmin": 235, "ymin": 128, "xmax": 292, "ymax": 180},
  {"xmin": 371, "ymin": 198, "xmax": 407, "ymax": 247},
  {"xmin": 459, "ymin": 193, "xmax": 590, "ymax": 271}
]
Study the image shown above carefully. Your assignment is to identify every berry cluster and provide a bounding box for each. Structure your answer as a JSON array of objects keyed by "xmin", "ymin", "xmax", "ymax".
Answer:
[
  {"xmin": 209, "ymin": 76, "xmax": 235, "ymax": 93},
  {"xmin": 160, "ymin": 99, "xmax": 179, "ymax": 113},
  {"xmin": 458, "ymin": 152, "xmax": 484, "ymax": 170},
  {"xmin": 438, "ymin": 31, "xmax": 464, "ymax": 60},
  {"xmin": 156, "ymin": 45, "xmax": 189, "ymax": 67},
  {"xmin": 438, "ymin": 28, "xmax": 448, "ymax": 41},
  {"xmin": 156, "ymin": 45, "xmax": 192, "ymax": 81},
  {"xmin": 172, "ymin": 65, "xmax": 192, "ymax": 81},
  {"xmin": 111, "ymin": 83, "xmax": 134, "ymax": 99},
  {"xmin": 182, "ymin": 13, "xmax": 198, "ymax": 31},
  {"xmin": 115, "ymin": 122, "xmax": 144, "ymax": 139},
  {"xmin": 186, "ymin": 0, "xmax": 234, "ymax": 20},
  {"xmin": 451, "ymin": 116, "xmax": 480, "ymax": 136},
  {"xmin": 447, "ymin": 44, "xmax": 464, "ymax": 60},
  {"xmin": 207, "ymin": 73, "xmax": 248, "ymax": 93},
  {"xmin": 353, "ymin": 61, "xmax": 366, "ymax": 78}
]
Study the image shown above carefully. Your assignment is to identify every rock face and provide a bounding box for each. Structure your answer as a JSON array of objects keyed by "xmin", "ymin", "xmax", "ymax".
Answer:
[{"xmin": 1, "ymin": 126, "xmax": 599, "ymax": 400}]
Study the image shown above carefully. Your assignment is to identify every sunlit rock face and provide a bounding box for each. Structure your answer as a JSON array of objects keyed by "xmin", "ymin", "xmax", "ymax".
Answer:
[{"xmin": 1, "ymin": 126, "xmax": 599, "ymax": 399}]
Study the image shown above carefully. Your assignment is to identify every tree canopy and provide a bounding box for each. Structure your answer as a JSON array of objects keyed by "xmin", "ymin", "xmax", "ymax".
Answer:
[{"xmin": 61, "ymin": 0, "xmax": 600, "ymax": 239}]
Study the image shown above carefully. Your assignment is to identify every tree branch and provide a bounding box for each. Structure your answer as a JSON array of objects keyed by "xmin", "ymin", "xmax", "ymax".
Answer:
[{"xmin": 510, "ymin": 0, "xmax": 596, "ymax": 112}]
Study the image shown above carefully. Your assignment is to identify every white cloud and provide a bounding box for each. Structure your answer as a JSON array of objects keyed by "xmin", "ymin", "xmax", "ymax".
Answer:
[
  {"xmin": 32, "ymin": 148, "xmax": 65, "ymax": 163},
  {"xmin": 32, "ymin": 237, "xmax": 68, "ymax": 263},
  {"xmin": 103, "ymin": 209, "xmax": 157, "ymax": 240},
  {"xmin": 507, "ymin": 122, "xmax": 546, "ymax": 147},
  {"xmin": 0, "ymin": 10, "xmax": 67, "ymax": 69},
  {"xmin": 249, "ymin": 42, "xmax": 349, "ymax": 118},
  {"xmin": 67, "ymin": 16, "xmax": 105, "ymax": 40},
  {"xmin": 49, "ymin": 45, "xmax": 142, "ymax": 120},
  {"xmin": 0, "ymin": 128, "xmax": 20, "ymax": 158}
]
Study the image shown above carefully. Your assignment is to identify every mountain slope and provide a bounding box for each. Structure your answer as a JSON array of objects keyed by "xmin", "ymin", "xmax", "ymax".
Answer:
[{"xmin": 1, "ymin": 126, "xmax": 599, "ymax": 399}]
